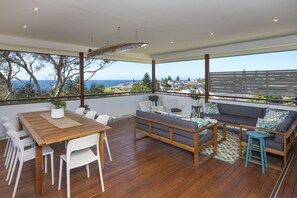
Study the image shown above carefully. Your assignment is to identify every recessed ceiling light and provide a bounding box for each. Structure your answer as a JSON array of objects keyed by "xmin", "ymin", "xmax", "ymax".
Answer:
[
  {"xmin": 273, "ymin": 19, "xmax": 278, "ymax": 22},
  {"xmin": 34, "ymin": 7, "xmax": 40, "ymax": 11},
  {"xmin": 23, "ymin": 25, "xmax": 27, "ymax": 28},
  {"xmin": 210, "ymin": 33, "xmax": 214, "ymax": 36},
  {"xmin": 170, "ymin": 41, "xmax": 174, "ymax": 44}
]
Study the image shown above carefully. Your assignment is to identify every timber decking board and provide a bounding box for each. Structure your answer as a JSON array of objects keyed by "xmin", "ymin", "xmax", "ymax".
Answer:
[{"xmin": 0, "ymin": 116, "xmax": 295, "ymax": 197}]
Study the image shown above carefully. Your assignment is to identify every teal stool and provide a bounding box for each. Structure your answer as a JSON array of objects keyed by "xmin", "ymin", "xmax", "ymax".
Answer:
[{"xmin": 245, "ymin": 130, "xmax": 269, "ymax": 174}]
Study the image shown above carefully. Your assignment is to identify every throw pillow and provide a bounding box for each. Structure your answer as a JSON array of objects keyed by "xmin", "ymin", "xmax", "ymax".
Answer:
[
  {"xmin": 191, "ymin": 118, "xmax": 209, "ymax": 135},
  {"xmin": 203, "ymin": 103, "xmax": 220, "ymax": 114},
  {"xmin": 264, "ymin": 107, "xmax": 289, "ymax": 120},
  {"xmin": 256, "ymin": 118, "xmax": 284, "ymax": 137}
]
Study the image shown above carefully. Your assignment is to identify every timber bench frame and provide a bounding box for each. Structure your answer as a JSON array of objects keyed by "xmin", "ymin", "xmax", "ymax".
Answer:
[
  {"xmin": 133, "ymin": 115, "xmax": 221, "ymax": 166},
  {"xmin": 239, "ymin": 117, "xmax": 297, "ymax": 168}
]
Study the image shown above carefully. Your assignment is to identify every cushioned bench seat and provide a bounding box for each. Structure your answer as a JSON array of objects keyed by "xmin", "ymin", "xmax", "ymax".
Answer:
[
  {"xmin": 134, "ymin": 110, "xmax": 218, "ymax": 166},
  {"xmin": 200, "ymin": 102, "xmax": 297, "ymax": 166}
]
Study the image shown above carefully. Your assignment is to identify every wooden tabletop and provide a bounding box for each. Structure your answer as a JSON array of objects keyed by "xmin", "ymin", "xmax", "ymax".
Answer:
[{"xmin": 18, "ymin": 110, "xmax": 111, "ymax": 146}]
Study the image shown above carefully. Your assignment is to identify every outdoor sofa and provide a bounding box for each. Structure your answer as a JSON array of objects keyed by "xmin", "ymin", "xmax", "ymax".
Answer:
[
  {"xmin": 133, "ymin": 110, "xmax": 218, "ymax": 166},
  {"xmin": 201, "ymin": 103, "xmax": 297, "ymax": 167}
]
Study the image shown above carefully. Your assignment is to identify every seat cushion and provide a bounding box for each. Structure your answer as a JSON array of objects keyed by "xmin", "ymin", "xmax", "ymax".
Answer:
[
  {"xmin": 201, "ymin": 113, "xmax": 257, "ymax": 126},
  {"xmin": 242, "ymin": 130, "xmax": 284, "ymax": 151},
  {"xmin": 173, "ymin": 130, "xmax": 213, "ymax": 147},
  {"xmin": 218, "ymin": 103, "xmax": 265, "ymax": 119}
]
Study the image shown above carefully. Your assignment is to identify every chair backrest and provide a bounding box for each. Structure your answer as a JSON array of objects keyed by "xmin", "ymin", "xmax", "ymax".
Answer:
[
  {"xmin": 162, "ymin": 98, "xmax": 178, "ymax": 108},
  {"xmin": 7, "ymin": 130, "xmax": 24, "ymax": 156},
  {"xmin": 139, "ymin": 101, "xmax": 152, "ymax": 111},
  {"xmin": 85, "ymin": 110, "xmax": 97, "ymax": 120},
  {"xmin": 75, "ymin": 107, "xmax": 85, "ymax": 115},
  {"xmin": 149, "ymin": 95, "xmax": 159, "ymax": 106},
  {"xmin": 3, "ymin": 121, "xmax": 16, "ymax": 131},
  {"xmin": 31, "ymin": 106, "xmax": 51, "ymax": 112},
  {"xmin": 66, "ymin": 133, "xmax": 99, "ymax": 159},
  {"xmin": 96, "ymin": 115, "xmax": 109, "ymax": 125}
]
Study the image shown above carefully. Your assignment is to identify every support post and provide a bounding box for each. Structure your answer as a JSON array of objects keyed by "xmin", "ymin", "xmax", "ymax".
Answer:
[
  {"xmin": 79, "ymin": 52, "xmax": 84, "ymax": 107},
  {"xmin": 152, "ymin": 60, "xmax": 156, "ymax": 93},
  {"xmin": 205, "ymin": 54, "xmax": 210, "ymax": 102}
]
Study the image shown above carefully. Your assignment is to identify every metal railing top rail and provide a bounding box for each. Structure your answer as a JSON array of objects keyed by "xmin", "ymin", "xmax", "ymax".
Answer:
[
  {"xmin": 1, "ymin": 90, "xmax": 296, "ymax": 106},
  {"xmin": 208, "ymin": 94, "xmax": 297, "ymax": 105},
  {"xmin": 0, "ymin": 91, "xmax": 152, "ymax": 105}
]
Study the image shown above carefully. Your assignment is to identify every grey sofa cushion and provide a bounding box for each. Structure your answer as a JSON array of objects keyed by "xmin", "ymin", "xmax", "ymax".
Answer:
[
  {"xmin": 152, "ymin": 128, "xmax": 170, "ymax": 138},
  {"xmin": 201, "ymin": 113, "xmax": 257, "ymax": 126},
  {"xmin": 218, "ymin": 103, "xmax": 266, "ymax": 119},
  {"xmin": 136, "ymin": 110, "xmax": 161, "ymax": 121},
  {"xmin": 136, "ymin": 123, "xmax": 149, "ymax": 131},
  {"xmin": 274, "ymin": 114, "xmax": 297, "ymax": 143},
  {"xmin": 242, "ymin": 130, "xmax": 284, "ymax": 151},
  {"xmin": 173, "ymin": 128, "xmax": 194, "ymax": 139},
  {"xmin": 173, "ymin": 130, "xmax": 213, "ymax": 147},
  {"xmin": 160, "ymin": 115, "xmax": 197, "ymax": 131}
]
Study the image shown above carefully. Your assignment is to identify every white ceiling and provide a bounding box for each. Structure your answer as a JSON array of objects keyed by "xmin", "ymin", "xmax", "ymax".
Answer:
[{"xmin": 0, "ymin": 0, "xmax": 297, "ymax": 63}]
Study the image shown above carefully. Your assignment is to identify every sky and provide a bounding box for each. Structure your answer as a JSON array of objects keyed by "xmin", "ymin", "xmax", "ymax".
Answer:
[
  {"xmin": 88, "ymin": 50, "xmax": 297, "ymax": 80},
  {"xmin": 18, "ymin": 50, "xmax": 297, "ymax": 80}
]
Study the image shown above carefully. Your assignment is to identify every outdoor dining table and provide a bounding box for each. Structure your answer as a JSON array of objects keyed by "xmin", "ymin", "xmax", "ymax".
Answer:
[{"xmin": 18, "ymin": 110, "xmax": 111, "ymax": 196}]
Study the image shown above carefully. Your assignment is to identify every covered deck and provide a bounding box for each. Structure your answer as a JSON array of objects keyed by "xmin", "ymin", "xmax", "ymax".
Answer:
[{"xmin": 1, "ymin": 116, "xmax": 296, "ymax": 197}]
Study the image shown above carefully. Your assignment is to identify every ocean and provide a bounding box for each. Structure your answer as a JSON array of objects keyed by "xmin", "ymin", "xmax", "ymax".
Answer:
[{"xmin": 11, "ymin": 80, "xmax": 140, "ymax": 90}]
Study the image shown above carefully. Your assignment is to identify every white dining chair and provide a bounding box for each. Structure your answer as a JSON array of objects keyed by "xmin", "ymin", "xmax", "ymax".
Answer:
[
  {"xmin": 139, "ymin": 101, "xmax": 152, "ymax": 111},
  {"xmin": 58, "ymin": 133, "xmax": 104, "ymax": 198},
  {"xmin": 75, "ymin": 107, "xmax": 85, "ymax": 115},
  {"xmin": 7, "ymin": 130, "xmax": 54, "ymax": 198},
  {"xmin": 96, "ymin": 115, "xmax": 112, "ymax": 161},
  {"xmin": 1, "ymin": 116, "xmax": 11, "ymax": 158},
  {"xmin": 3, "ymin": 121, "xmax": 33, "ymax": 169},
  {"xmin": 85, "ymin": 110, "xmax": 97, "ymax": 120}
]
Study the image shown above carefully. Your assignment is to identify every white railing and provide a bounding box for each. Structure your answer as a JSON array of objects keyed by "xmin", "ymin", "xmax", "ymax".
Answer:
[{"xmin": 1, "ymin": 93, "xmax": 296, "ymax": 137}]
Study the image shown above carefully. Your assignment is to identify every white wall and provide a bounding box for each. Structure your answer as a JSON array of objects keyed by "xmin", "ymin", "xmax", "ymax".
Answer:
[
  {"xmin": 0, "ymin": 94, "xmax": 149, "ymax": 137},
  {"xmin": 1, "ymin": 94, "xmax": 295, "ymax": 137}
]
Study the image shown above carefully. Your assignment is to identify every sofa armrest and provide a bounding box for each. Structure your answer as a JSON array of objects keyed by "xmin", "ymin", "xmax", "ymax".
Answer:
[
  {"xmin": 239, "ymin": 125, "xmax": 288, "ymax": 136},
  {"xmin": 240, "ymin": 125, "xmax": 287, "ymax": 135}
]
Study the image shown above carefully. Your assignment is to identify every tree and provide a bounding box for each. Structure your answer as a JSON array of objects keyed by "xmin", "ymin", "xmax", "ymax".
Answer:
[
  {"xmin": 188, "ymin": 77, "xmax": 191, "ymax": 81},
  {"xmin": 161, "ymin": 78, "xmax": 171, "ymax": 91},
  {"xmin": 0, "ymin": 50, "xmax": 114, "ymax": 99},
  {"xmin": 86, "ymin": 83, "xmax": 105, "ymax": 94},
  {"xmin": 168, "ymin": 75, "xmax": 172, "ymax": 81},
  {"xmin": 131, "ymin": 83, "xmax": 150, "ymax": 92},
  {"xmin": 176, "ymin": 76, "xmax": 180, "ymax": 81},
  {"xmin": 141, "ymin": 72, "xmax": 151, "ymax": 89},
  {"xmin": 63, "ymin": 76, "xmax": 80, "ymax": 96}
]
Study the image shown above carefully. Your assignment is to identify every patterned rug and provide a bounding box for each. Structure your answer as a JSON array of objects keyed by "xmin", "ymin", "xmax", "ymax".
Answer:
[{"xmin": 201, "ymin": 130, "xmax": 242, "ymax": 164}]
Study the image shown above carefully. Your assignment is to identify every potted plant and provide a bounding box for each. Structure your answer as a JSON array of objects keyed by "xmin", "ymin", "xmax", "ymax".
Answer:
[{"xmin": 49, "ymin": 98, "xmax": 67, "ymax": 118}]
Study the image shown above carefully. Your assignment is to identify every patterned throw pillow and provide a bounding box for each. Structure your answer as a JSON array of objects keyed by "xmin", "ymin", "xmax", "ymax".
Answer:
[
  {"xmin": 203, "ymin": 103, "xmax": 220, "ymax": 114},
  {"xmin": 256, "ymin": 118, "xmax": 284, "ymax": 137},
  {"xmin": 191, "ymin": 118, "xmax": 209, "ymax": 135},
  {"xmin": 264, "ymin": 108, "xmax": 289, "ymax": 120}
]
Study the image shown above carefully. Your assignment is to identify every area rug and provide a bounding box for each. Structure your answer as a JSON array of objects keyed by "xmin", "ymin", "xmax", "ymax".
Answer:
[{"xmin": 201, "ymin": 130, "xmax": 242, "ymax": 164}]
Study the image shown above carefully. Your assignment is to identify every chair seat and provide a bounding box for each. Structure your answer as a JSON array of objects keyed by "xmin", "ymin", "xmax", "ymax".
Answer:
[
  {"xmin": 21, "ymin": 145, "xmax": 54, "ymax": 162},
  {"xmin": 61, "ymin": 148, "xmax": 97, "ymax": 169},
  {"xmin": 17, "ymin": 130, "xmax": 29, "ymax": 138},
  {"xmin": 247, "ymin": 130, "xmax": 270, "ymax": 138},
  {"xmin": 21, "ymin": 137, "xmax": 34, "ymax": 147}
]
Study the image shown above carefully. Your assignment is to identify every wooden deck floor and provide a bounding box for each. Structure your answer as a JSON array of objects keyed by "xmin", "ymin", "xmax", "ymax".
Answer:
[{"xmin": 0, "ymin": 116, "xmax": 296, "ymax": 198}]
